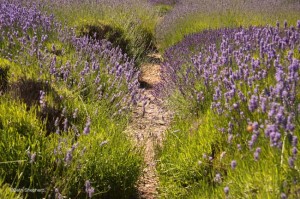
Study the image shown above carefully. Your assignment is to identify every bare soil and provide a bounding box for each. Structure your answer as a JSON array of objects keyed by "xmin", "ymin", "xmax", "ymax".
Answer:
[{"xmin": 125, "ymin": 54, "xmax": 172, "ymax": 199}]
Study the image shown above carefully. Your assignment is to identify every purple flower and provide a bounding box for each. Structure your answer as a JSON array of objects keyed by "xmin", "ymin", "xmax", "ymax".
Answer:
[
  {"xmin": 288, "ymin": 157, "xmax": 294, "ymax": 168},
  {"xmin": 231, "ymin": 160, "xmax": 237, "ymax": 169},
  {"xmin": 73, "ymin": 108, "xmax": 78, "ymax": 119},
  {"xmin": 248, "ymin": 140, "xmax": 254, "ymax": 149},
  {"xmin": 85, "ymin": 180, "xmax": 95, "ymax": 198},
  {"xmin": 224, "ymin": 186, "xmax": 229, "ymax": 195},
  {"xmin": 292, "ymin": 136, "xmax": 298, "ymax": 147},
  {"xmin": 252, "ymin": 122, "xmax": 259, "ymax": 131},
  {"xmin": 214, "ymin": 173, "xmax": 222, "ymax": 183},
  {"xmin": 251, "ymin": 134, "xmax": 258, "ymax": 143},
  {"xmin": 228, "ymin": 134, "xmax": 233, "ymax": 143},
  {"xmin": 284, "ymin": 20, "xmax": 288, "ymax": 29},
  {"xmin": 248, "ymin": 95, "xmax": 258, "ymax": 112},
  {"xmin": 281, "ymin": 193, "xmax": 287, "ymax": 199},
  {"xmin": 292, "ymin": 147, "xmax": 297, "ymax": 157},
  {"xmin": 276, "ymin": 21, "xmax": 280, "ymax": 29},
  {"xmin": 83, "ymin": 118, "xmax": 91, "ymax": 135},
  {"xmin": 64, "ymin": 149, "xmax": 72, "ymax": 164}
]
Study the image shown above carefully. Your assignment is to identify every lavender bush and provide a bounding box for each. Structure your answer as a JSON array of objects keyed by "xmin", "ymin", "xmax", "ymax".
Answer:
[
  {"xmin": 158, "ymin": 22, "xmax": 300, "ymax": 198},
  {"xmin": 0, "ymin": 2, "xmax": 143, "ymax": 198}
]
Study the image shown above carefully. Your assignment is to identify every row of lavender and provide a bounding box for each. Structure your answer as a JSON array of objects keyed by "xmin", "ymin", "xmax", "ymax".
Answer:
[
  {"xmin": 0, "ymin": 2, "xmax": 142, "ymax": 118},
  {"xmin": 156, "ymin": 0, "xmax": 300, "ymax": 51},
  {"xmin": 0, "ymin": 2, "xmax": 142, "ymax": 198},
  {"xmin": 158, "ymin": 21, "xmax": 300, "ymax": 197}
]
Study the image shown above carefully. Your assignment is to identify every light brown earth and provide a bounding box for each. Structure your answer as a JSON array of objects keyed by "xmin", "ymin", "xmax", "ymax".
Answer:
[{"xmin": 125, "ymin": 54, "xmax": 172, "ymax": 199}]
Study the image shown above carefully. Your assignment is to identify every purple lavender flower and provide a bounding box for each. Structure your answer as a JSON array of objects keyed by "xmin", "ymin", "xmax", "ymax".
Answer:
[
  {"xmin": 260, "ymin": 96, "xmax": 267, "ymax": 113},
  {"xmin": 288, "ymin": 157, "xmax": 295, "ymax": 168},
  {"xmin": 56, "ymin": 127, "xmax": 61, "ymax": 135},
  {"xmin": 231, "ymin": 160, "xmax": 237, "ymax": 169},
  {"xmin": 254, "ymin": 151, "xmax": 259, "ymax": 161},
  {"xmin": 228, "ymin": 134, "xmax": 233, "ymax": 143},
  {"xmin": 248, "ymin": 140, "xmax": 254, "ymax": 149},
  {"xmin": 248, "ymin": 95, "xmax": 258, "ymax": 112},
  {"xmin": 281, "ymin": 193, "xmax": 287, "ymax": 199},
  {"xmin": 292, "ymin": 147, "xmax": 297, "ymax": 157},
  {"xmin": 224, "ymin": 186, "xmax": 229, "ymax": 195},
  {"xmin": 54, "ymin": 117, "xmax": 59, "ymax": 127},
  {"xmin": 83, "ymin": 118, "xmax": 91, "ymax": 135},
  {"xmin": 64, "ymin": 149, "xmax": 72, "ymax": 164},
  {"xmin": 100, "ymin": 140, "xmax": 109, "ymax": 147},
  {"xmin": 251, "ymin": 134, "xmax": 258, "ymax": 143},
  {"xmin": 292, "ymin": 136, "xmax": 298, "ymax": 147},
  {"xmin": 214, "ymin": 173, "xmax": 222, "ymax": 183},
  {"xmin": 85, "ymin": 180, "xmax": 95, "ymax": 198}
]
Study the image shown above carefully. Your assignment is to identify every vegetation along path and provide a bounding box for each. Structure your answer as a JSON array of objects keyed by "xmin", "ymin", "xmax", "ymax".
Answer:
[{"xmin": 125, "ymin": 54, "xmax": 173, "ymax": 199}]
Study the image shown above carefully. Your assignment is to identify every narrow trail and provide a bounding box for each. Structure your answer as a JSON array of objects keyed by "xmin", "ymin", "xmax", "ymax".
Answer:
[{"xmin": 125, "ymin": 54, "xmax": 172, "ymax": 199}]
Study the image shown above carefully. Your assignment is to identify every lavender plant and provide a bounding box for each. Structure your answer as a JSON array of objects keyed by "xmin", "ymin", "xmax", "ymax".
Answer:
[
  {"xmin": 158, "ymin": 22, "xmax": 300, "ymax": 198},
  {"xmin": 0, "ymin": 2, "xmax": 143, "ymax": 198},
  {"xmin": 156, "ymin": 0, "xmax": 300, "ymax": 50}
]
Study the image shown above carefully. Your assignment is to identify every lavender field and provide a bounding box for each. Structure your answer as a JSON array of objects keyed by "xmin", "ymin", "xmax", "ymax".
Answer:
[{"xmin": 0, "ymin": 0, "xmax": 299, "ymax": 198}]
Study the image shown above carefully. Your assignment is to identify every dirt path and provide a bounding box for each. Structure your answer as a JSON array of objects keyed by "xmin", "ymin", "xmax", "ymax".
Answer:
[{"xmin": 125, "ymin": 54, "xmax": 172, "ymax": 199}]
